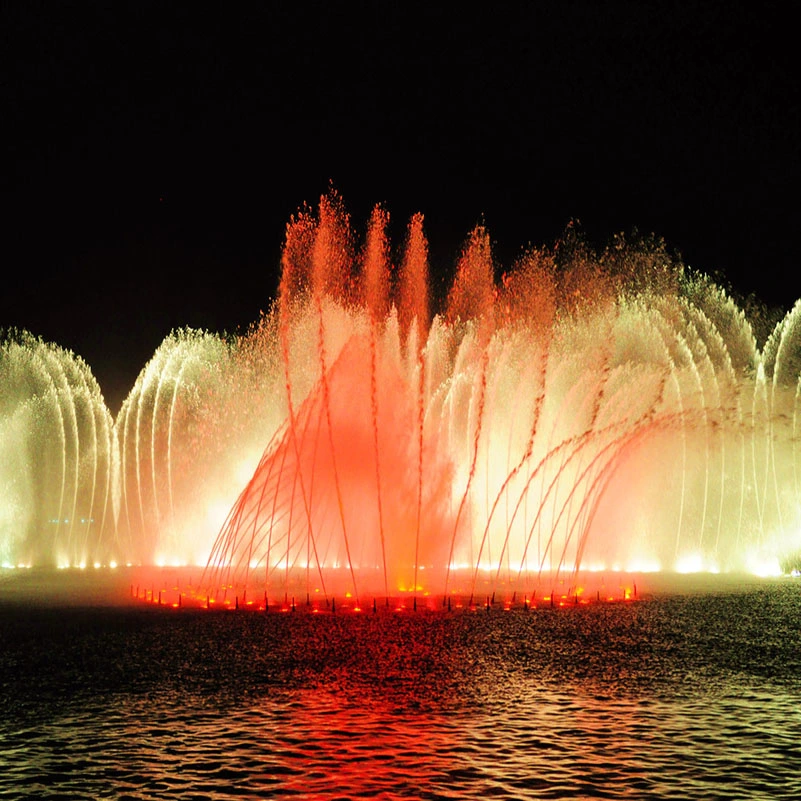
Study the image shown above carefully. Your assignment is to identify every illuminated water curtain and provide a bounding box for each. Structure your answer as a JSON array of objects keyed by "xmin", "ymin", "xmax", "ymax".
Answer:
[{"xmin": 3, "ymin": 192, "xmax": 801, "ymax": 604}]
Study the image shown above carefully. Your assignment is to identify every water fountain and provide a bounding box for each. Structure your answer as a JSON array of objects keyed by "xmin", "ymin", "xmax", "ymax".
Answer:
[
  {"xmin": 2, "ymin": 190, "xmax": 801, "ymax": 607},
  {"xmin": 0, "ymin": 330, "xmax": 117, "ymax": 568}
]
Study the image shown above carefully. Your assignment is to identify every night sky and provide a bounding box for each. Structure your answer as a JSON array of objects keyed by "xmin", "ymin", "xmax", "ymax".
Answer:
[{"xmin": 4, "ymin": 2, "xmax": 798, "ymax": 414}]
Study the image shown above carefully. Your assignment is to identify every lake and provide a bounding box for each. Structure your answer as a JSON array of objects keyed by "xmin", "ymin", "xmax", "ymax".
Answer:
[{"xmin": 1, "ymin": 572, "xmax": 800, "ymax": 799}]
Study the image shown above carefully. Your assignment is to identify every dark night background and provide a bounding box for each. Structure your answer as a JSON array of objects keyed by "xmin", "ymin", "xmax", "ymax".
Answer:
[{"xmin": 3, "ymin": 1, "xmax": 798, "ymax": 414}]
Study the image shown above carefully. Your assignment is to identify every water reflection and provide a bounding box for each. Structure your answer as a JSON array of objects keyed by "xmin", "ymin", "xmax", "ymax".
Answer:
[{"xmin": 1, "ymin": 579, "xmax": 801, "ymax": 799}]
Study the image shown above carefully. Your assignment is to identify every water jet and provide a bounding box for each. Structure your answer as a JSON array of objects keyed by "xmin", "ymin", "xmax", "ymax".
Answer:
[{"xmin": 3, "ymin": 192, "xmax": 801, "ymax": 607}]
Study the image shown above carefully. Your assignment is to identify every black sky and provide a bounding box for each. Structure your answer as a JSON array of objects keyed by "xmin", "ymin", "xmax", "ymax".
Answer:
[{"xmin": 3, "ymin": 1, "xmax": 798, "ymax": 413}]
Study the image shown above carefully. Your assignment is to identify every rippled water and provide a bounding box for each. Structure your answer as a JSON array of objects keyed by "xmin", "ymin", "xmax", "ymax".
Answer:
[{"xmin": 2, "ymin": 576, "xmax": 801, "ymax": 799}]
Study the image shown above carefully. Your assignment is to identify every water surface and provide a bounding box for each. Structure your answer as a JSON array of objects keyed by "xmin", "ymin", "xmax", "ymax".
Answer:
[{"xmin": 1, "ymin": 576, "xmax": 800, "ymax": 799}]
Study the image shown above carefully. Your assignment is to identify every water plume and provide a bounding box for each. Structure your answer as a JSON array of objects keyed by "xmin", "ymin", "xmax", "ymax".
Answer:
[{"xmin": 3, "ymin": 192, "xmax": 801, "ymax": 607}]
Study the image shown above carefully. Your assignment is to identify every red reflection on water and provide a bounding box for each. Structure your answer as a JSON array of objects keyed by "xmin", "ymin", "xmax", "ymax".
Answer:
[{"xmin": 258, "ymin": 689, "xmax": 461, "ymax": 798}]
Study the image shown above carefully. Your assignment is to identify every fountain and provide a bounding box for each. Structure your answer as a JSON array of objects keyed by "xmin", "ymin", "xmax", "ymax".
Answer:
[
  {"xmin": 0, "ymin": 330, "xmax": 117, "ymax": 568},
  {"xmin": 2, "ymin": 190, "xmax": 801, "ymax": 606}
]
